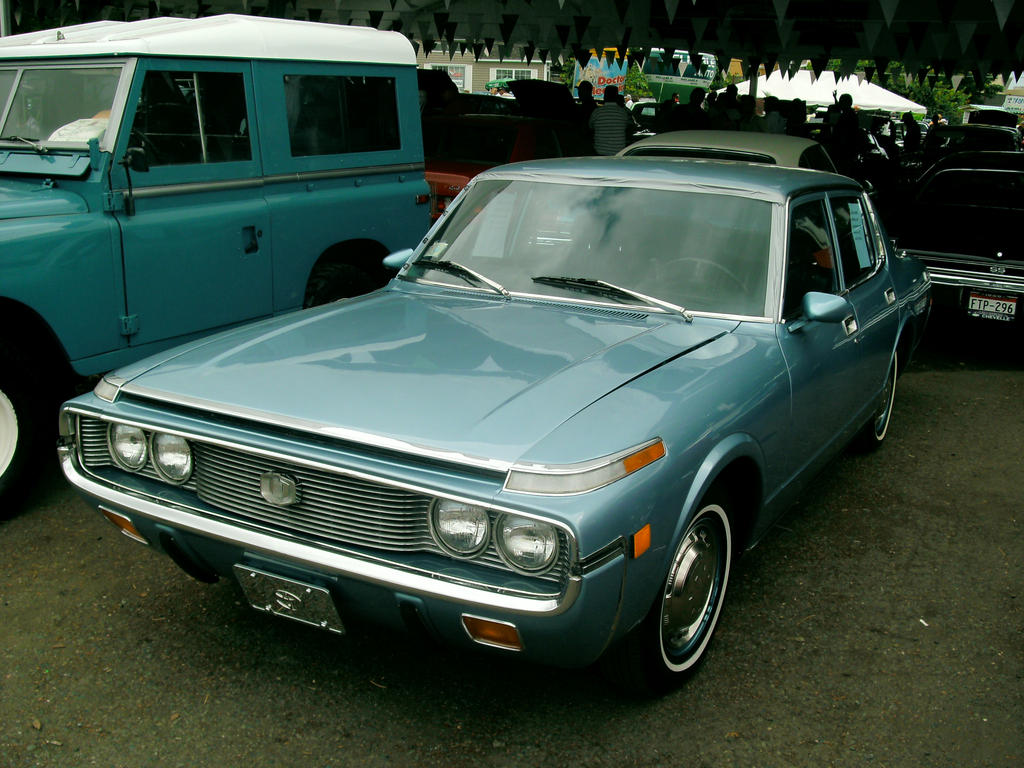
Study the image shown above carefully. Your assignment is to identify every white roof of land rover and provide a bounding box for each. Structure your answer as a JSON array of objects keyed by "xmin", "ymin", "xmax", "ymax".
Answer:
[{"xmin": 0, "ymin": 14, "xmax": 416, "ymax": 65}]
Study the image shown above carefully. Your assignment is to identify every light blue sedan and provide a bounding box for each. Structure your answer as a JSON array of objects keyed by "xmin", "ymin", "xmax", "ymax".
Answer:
[{"xmin": 58, "ymin": 158, "xmax": 931, "ymax": 693}]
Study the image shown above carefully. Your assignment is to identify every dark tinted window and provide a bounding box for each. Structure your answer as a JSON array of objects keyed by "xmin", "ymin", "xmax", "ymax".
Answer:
[
  {"xmin": 129, "ymin": 70, "xmax": 251, "ymax": 166},
  {"xmin": 830, "ymin": 196, "xmax": 876, "ymax": 287},
  {"xmin": 785, "ymin": 199, "xmax": 835, "ymax": 317},
  {"xmin": 798, "ymin": 144, "xmax": 836, "ymax": 172},
  {"xmin": 920, "ymin": 169, "xmax": 1024, "ymax": 209},
  {"xmin": 285, "ymin": 74, "xmax": 399, "ymax": 157},
  {"xmin": 422, "ymin": 120, "xmax": 518, "ymax": 164}
]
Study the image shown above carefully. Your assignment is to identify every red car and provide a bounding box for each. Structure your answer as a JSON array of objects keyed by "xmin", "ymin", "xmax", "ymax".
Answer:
[{"xmin": 422, "ymin": 114, "xmax": 589, "ymax": 219}]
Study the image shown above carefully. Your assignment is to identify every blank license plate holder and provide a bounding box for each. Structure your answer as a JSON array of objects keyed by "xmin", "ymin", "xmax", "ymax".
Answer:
[{"xmin": 234, "ymin": 564, "xmax": 345, "ymax": 635}]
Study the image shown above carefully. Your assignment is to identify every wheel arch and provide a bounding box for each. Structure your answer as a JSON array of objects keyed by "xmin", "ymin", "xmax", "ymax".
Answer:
[
  {"xmin": 676, "ymin": 433, "xmax": 765, "ymax": 557},
  {"xmin": 0, "ymin": 297, "xmax": 74, "ymax": 385},
  {"xmin": 308, "ymin": 238, "xmax": 392, "ymax": 285}
]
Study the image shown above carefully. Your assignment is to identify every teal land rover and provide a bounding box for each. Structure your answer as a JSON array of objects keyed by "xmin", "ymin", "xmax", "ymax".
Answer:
[{"xmin": 0, "ymin": 15, "xmax": 429, "ymax": 502}]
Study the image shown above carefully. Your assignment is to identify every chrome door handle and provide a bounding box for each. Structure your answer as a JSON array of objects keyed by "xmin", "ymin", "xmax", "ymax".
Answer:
[
  {"xmin": 843, "ymin": 316, "xmax": 859, "ymax": 337},
  {"xmin": 884, "ymin": 287, "xmax": 896, "ymax": 305}
]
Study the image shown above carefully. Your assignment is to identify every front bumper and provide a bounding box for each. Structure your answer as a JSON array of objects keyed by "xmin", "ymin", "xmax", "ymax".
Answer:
[{"xmin": 59, "ymin": 443, "xmax": 627, "ymax": 666}]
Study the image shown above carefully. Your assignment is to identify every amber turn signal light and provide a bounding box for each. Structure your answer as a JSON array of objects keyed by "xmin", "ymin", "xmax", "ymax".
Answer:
[
  {"xmin": 632, "ymin": 523, "xmax": 652, "ymax": 558},
  {"xmin": 462, "ymin": 615, "xmax": 523, "ymax": 651},
  {"xmin": 100, "ymin": 507, "xmax": 148, "ymax": 545}
]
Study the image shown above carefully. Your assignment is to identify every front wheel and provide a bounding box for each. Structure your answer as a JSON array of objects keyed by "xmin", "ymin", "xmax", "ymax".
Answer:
[
  {"xmin": 0, "ymin": 344, "xmax": 42, "ymax": 510},
  {"xmin": 604, "ymin": 493, "xmax": 733, "ymax": 695}
]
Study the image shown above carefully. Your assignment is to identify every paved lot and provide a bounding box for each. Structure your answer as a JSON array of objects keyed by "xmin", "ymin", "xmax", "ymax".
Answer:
[{"xmin": 2, "ymin": 310, "xmax": 1021, "ymax": 768}]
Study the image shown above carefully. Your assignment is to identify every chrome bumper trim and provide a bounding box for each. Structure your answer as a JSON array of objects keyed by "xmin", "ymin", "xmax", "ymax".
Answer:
[
  {"xmin": 60, "ymin": 447, "xmax": 581, "ymax": 617},
  {"xmin": 921, "ymin": 266, "xmax": 1024, "ymax": 294}
]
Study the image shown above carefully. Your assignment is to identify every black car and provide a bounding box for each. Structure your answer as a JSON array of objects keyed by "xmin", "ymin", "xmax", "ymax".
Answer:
[{"xmin": 888, "ymin": 151, "xmax": 1023, "ymax": 323}]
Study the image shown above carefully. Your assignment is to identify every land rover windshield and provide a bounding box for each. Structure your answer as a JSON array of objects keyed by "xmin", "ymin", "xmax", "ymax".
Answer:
[{"xmin": 1, "ymin": 65, "xmax": 123, "ymax": 147}]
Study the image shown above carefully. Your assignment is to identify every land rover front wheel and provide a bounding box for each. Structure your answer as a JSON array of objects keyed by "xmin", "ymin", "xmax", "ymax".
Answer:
[{"xmin": 0, "ymin": 343, "xmax": 40, "ymax": 510}]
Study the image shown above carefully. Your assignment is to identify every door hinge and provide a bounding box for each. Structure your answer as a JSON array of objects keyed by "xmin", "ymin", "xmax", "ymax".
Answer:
[
  {"xmin": 103, "ymin": 191, "xmax": 120, "ymax": 212},
  {"xmin": 120, "ymin": 315, "xmax": 139, "ymax": 337}
]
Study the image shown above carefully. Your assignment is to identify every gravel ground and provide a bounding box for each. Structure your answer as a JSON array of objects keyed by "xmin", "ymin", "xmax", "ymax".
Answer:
[{"xmin": 1, "ymin": 309, "xmax": 1021, "ymax": 768}]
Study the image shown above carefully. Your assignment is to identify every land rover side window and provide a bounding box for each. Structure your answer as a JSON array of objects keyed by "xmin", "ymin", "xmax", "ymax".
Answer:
[
  {"xmin": 1, "ymin": 67, "xmax": 120, "ymax": 144},
  {"xmin": 129, "ymin": 70, "xmax": 251, "ymax": 166},
  {"xmin": 785, "ymin": 199, "xmax": 836, "ymax": 318},
  {"xmin": 829, "ymin": 196, "xmax": 876, "ymax": 287},
  {"xmin": 284, "ymin": 74, "xmax": 399, "ymax": 157}
]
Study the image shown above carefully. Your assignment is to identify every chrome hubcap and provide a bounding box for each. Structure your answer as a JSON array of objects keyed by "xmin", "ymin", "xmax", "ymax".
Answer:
[
  {"xmin": 0, "ymin": 389, "xmax": 17, "ymax": 478},
  {"xmin": 663, "ymin": 521, "xmax": 720, "ymax": 653},
  {"xmin": 874, "ymin": 358, "xmax": 897, "ymax": 437}
]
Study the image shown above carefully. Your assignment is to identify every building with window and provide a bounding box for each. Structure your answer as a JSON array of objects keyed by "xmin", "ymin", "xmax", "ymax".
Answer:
[{"xmin": 417, "ymin": 48, "xmax": 552, "ymax": 93}]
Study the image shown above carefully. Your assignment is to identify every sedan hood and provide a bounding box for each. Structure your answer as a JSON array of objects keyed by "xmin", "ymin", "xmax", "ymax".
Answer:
[{"xmin": 120, "ymin": 289, "xmax": 734, "ymax": 467}]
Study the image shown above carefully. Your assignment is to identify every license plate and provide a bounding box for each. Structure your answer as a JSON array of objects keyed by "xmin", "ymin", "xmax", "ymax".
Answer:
[
  {"xmin": 233, "ymin": 564, "xmax": 345, "ymax": 635},
  {"xmin": 967, "ymin": 292, "xmax": 1017, "ymax": 321}
]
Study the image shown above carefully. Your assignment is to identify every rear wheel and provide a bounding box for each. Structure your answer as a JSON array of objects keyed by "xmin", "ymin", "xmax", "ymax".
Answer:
[
  {"xmin": 605, "ymin": 491, "xmax": 734, "ymax": 695},
  {"xmin": 304, "ymin": 261, "xmax": 380, "ymax": 308},
  {"xmin": 854, "ymin": 351, "xmax": 897, "ymax": 451}
]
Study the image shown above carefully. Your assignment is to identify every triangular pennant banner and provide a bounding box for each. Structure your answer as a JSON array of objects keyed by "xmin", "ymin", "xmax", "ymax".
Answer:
[
  {"xmin": 878, "ymin": 0, "xmax": 900, "ymax": 27},
  {"xmin": 692, "ymin": 17, "xmax": 709, "ymax": 43},
  {"xmin": 555, "ymin": 25, "xmax": 570, "ymax": 49},
  {"xmin": 955, "ymin": 21, "xmax": 977, "ymax": 52},
  {"xmin": 472, "ymin": 43, "xmax": 484, "ymax": 60},
  {"xmin": 368, "ymin": 10, "xmax": 383, "ymax": 29},
  {"xmin": 573, "ymin": 15, "xmax": 591, "ymax": 43},
  {"xmin": 433, "ymin": 12, "xmax": 448, "ymax": 39},
  {"xmin": 614, "ymin": 0, "xmax": 630, "ymax": 23},
  {"xmin": 664, "ymin": 0, "xmax": 680, "ymax": 24},
  {"xmin": 993, "ymin": 0, "xmax": 1014, "ymax": 29},
  {"xmin": 500, "ymin": 13, "xmax": 518, "ymax": 44},
  {"xmin": 864, "ymin": 66, "xmax": 876, "ymax": 82},
  {"xmin": 772, "ymin": 0, "xmax": 789, "ymax": 22},
  {"xmin": 524, "ymin": 42, "xmax": 535, "ymax": 64},
  {"xmin": 862, "ymin": 20, "xmax": 883, "ymax": 51},
  {"xmin": 951, "ymin": 73, "xmax": 964, "ymax": 90}
]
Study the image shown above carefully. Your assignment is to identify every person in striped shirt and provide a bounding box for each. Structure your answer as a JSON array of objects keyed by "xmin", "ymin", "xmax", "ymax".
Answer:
[{"xmin": 588, "ymin": 85, "xmax": 633, "ymax": 155}]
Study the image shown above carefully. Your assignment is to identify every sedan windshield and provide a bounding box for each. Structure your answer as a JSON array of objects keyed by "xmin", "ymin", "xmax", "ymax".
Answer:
[
  {"xmin": 1, "ymin": 65, "xmax": 123, "ymax": 146},
  {"xmin": 415, "ymin": 179, "xmax": 773, "ymax": 317}
]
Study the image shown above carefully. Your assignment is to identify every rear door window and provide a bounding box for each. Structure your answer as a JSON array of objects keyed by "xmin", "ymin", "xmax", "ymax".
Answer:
[
  {"xmin": 829, "ymin": 196, "xmax": 876, "ymax": 288},
  {"xmin": 284, "ymin": 74, "xmax": 399, "ymax": 157}
]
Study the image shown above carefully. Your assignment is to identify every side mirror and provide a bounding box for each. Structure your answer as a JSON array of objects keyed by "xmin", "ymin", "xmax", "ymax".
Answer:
[
  {"xmin": 803, "ymin": 292, "xmax": 852, "ymax": 323},
  {"xmin": 121, "ymin": 146, "xmax": 149, "ymax": 173},
  {"xmin": 382, "ymin": 248, "xmax": 415, "ymax": 271}
]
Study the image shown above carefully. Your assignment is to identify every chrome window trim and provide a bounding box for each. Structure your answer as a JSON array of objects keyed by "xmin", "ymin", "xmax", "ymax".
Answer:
[
  {"xmin": 115, "ymin": 162, "xmax": 425, "ymax": 200},
  {"xmin": 59, "ymin": 445, "xmax": 581, "ymax": 616}
]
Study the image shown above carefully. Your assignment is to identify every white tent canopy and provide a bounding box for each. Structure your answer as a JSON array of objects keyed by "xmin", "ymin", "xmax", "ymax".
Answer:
[{"xmin": 732, "ymin": 70, "xmax": 927, "ymax": 115}]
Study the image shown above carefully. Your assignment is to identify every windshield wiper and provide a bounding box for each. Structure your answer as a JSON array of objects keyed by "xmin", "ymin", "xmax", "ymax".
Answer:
[
  {"xmin": 1, "ymin": 135, "xmax": 48, "ymax": 153},
  {"xmin": 413, "ymin": 258, "xmax": 510, "ymax": 298},
  {"xmin": 532, "ymin": 275, "xmax": 692, "ymax": 320}
]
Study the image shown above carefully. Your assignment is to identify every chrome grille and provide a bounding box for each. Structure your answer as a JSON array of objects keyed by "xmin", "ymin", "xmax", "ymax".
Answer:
[
  {"xmin": 193, "ymin": 443, "xmax": 435, "ymax": 552},
  {"xmin": 77, "ymin": 415, "xmax": 569, "ymax": 584}
]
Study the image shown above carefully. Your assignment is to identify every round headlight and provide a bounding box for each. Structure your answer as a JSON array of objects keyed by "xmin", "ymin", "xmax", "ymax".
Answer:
[
  {"xmin": 496, "ymin": 515, "xmax": 559, "ymax": 573},
  {"xmin": 108, "ymin": 423, "xmax": 147, "ymax": 471},
  {"xmin": 151, "ymin": 432, "xmax": 193, "ymax": 484},
  {"xmin": 430, "ymin": 499, "xmax": 490, "ymax": 557}
]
